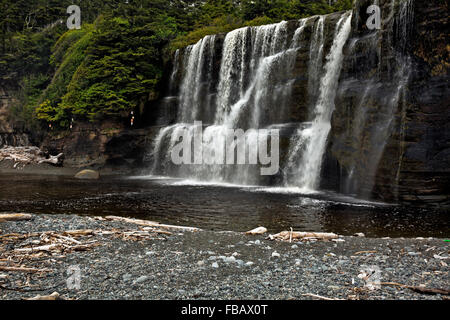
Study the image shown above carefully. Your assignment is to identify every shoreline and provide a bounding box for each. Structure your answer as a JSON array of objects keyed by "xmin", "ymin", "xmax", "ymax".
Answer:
[
  {"xmin": 0, "ymin": 160, "xmax": 139, "ymax": 177},
  {"xmin": 0, "ymin": 214, "xmax": 448, "ymax": 300}
]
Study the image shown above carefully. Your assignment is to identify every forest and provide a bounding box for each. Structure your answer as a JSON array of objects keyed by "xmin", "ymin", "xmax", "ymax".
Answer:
[{"xmin": 0, "ymin": 0, "xmax": 352, "ymax": 131}]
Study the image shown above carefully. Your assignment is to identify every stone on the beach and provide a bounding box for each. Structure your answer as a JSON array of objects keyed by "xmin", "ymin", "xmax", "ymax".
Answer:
[
  {"xmin": 246, "ymin": 226, "xmax": 268, "ymax": 235},
  {"xmin": 122, "ymin": 274, "xmax": 132, "ymax": 281},
  {"xmin": 133, "ymin": 275, "xmax": 149, "ymax": 284},
  {"xmin": 272, "ymin": 252, "xmax": 281, "ymax": 258},
  {"xmin": 224, "ymin": 256, "xmax": 236, "ymax": 263},
  {"xmin": 197, "ymin": 260, "xmax": 205, "ymax": 266},
  {"xmin": 211, "ymin": 262, "xmax": 219, "ymax": 268},
  {"xmin": 75, "ymin": 169, "xmax": 100, "ymax": 180}
]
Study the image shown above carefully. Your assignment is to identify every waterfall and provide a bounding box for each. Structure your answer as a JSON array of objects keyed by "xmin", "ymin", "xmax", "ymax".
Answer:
[
  {"xmin": 151, "ymin": 18, "xmax": 312, "ymax": 184},
  {"xmin": 284, "ymin": 13, "xmax": 353, "ymax": 191},
  {"xmin": 148, "ymin": 1, "xmax": 414, "ymax": 199},
  {"xmin": 178, "ymin": 35, "xmax": 217, "ymax": 123},
  {"xmin": 335, "ymin": 0, "xmax": 414, "ymax": 198}
]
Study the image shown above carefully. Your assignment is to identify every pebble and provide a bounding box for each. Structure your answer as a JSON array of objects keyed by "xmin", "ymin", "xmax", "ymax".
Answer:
[
  {"xmin": 224, "ymin": 256, "xmax": 236, "ymax": 263},
  {"xmin": 272, "ymin": 252, "xmax": 281, "ymax": 258},
  {"xmin": 2, "ymin": 214, "xmax": 447, "ymax": 301},
  {"xmin": 235, "ymin": 259, "xmax": 244, "ymax": 266},
  {"xmin": 291, "ymin": 244, "xmax": 298, "ymax": 249},
  {"xmin": 197, "ymin": 260, "xmax": 205, "ymax": 266},
  {"xmin": 122, "ymin": 274, "xmax": 132, "ymax": 281},
  {"xmin": 133, "ymin": 276, "xmax": 149, "ymax": 284}
]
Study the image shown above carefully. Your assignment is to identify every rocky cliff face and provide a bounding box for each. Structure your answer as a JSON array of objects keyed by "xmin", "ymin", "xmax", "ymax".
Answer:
[
  {"xmin": 328, "ymin": 0, "xmax": 449, "ymax": 205},
  {"xmin": 40, "ymin": 121, "xmax": 155, "ymax": 171},
  {"xmin": 1, "ymin": 0, "xmax": 447, "ymax": 205},
  {"xmin": 151, "ymin": 0, "xmax": 448, "ymax": 205}
]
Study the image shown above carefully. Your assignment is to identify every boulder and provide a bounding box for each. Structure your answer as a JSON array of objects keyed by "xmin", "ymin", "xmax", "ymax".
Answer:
[{"xmin": 75, "ymin": 169, "xmax": 100, "ymax": 180}]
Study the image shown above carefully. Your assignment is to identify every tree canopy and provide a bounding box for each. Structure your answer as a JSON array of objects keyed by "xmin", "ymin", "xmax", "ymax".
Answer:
[{"xmin": 0, "ymin": 0, "xmax": 353, "ymax": 130}]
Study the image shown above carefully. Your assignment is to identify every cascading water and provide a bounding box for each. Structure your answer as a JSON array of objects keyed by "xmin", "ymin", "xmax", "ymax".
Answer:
[
  {"xmin": 148, "ymin": 0, "xmax": 415, "ymax": 199},
  {"xmin": 151, "ymin": 18, "xmax": 316, "ymax": 185},
  {"xmin": 335, "ymin": 0, "xmax": 414, "ymax": 198},
  {"xmin": 283, "ymin": 13, "xmax": 352, "ymax": 191}
]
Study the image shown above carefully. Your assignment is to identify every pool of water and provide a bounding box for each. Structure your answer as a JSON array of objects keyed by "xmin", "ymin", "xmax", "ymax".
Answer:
[{"xmin": 0, "ymin": 173, "xmax": 448, "ymax": 238}]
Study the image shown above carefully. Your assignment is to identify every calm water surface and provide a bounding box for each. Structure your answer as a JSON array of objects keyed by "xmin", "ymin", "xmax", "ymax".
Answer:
[{"xmin": 0, "ymin": 174, "xmax": 448, "ymax": 238}]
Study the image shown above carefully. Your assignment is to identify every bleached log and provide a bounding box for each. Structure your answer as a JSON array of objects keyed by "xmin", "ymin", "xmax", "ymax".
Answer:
[
  {"xmin": 52, "ymin": 234, "xmax": 82, "ymax": 245},
  {"xmin": 269, "ymin": 231, "xmax": 339, "ymax": 241},
  {"xmin": 104, "ymin": 215, "xmax": 201, "ymax": 232},
  {"xmin": 245, "ymin": 227, "xmax": 268, "ymax": 235},
  {"xmin": 0, "ymin": 266, "xmax": 52, "ymax": 273},
  {"xmin": 0, "ymin": 146, "xmax": 63, "ymax": 167},
  {"xmin": 25, "ymin": 292, "xmax": 61, "ymax": 300},
  {"xmin": 14, "ymin": 244, "xmax": 61, "ymax": 253},
  {"xmin": 141, "ymin": 227, "xmax": 172, "ymax": 235},
  {"xmin": 63, "ymin": 230, "xmax": 94, "ymax": 237},
  {"xmin": 0, "ymin": 213, "xmax": 32, "ymax": 222},
  {"xmin": 38, "ymin": 153, "xmax": 63, "ymax": 165}
]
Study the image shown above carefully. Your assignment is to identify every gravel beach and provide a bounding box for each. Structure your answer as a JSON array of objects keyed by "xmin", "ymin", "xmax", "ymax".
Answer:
[{"xmin": 0, "ymin": 214, "xmax": 448, "ymax": 300}]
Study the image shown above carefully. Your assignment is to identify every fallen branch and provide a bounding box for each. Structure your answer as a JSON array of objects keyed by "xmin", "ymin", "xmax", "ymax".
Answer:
[
  {"xmin": 354, "ymin": 251, "xmax": 377, "ymax": 255},
  {"xmin": 381, "ymin": 282, "xmax": 450, "ymax": 296},
  {"xmin": 0, "ymin": 146, "xmax": 63, "ymax": 168},
  {"xmin": 0, "ymin": 266, "xmax": 53, "ymax": 273},
  {"xmin": 14, "ymin": 244, "xmax": 61, "ymax": 253},
  {"xmin": 38, "ymin": 153, "xmax": 63, "ymax": 165},
  {"xmin": 301, "ymin": 293, "xmax": 344, "ymax": 301}
]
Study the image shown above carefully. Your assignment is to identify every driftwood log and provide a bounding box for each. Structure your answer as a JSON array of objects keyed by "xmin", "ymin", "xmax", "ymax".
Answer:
[
  {"xmin": 381, "ymin": 282, "xmax": 450, "ymax": 296},
  {"xmin": 0, "ymin": 146, "xmax": 63, "ymax": 167},
  {"xmin": 103, "ymin": 215, "xmax": 201, "ymax": 232},
  {"xmin": 245, "ymin": 227, "xmax": 268, "ymax": 235},
  {"xmin": 268, "ymin": 231, "xmax": 339, "ymax": 242},
  {"xmin": 0, "ymin": 213, "xmax": 32, "ymax": 222}
]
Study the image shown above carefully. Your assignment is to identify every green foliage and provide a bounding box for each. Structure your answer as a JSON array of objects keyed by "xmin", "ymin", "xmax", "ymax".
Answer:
[
  {"xmin": 172, "ymin": 0, "xmax": 353, "ymax": 49},
  {"xmin": 57, "ymin": 10, "xmax": 178, "ymax": 123},
  {"xmin": 1, "ymin": 0, "xmax": 354, "ymax": 131},
  {"xmin": 10, "ymin": 73, "xmax": 50, "ymax": 131},
  {"xmin": 171, "ymin": 15, "xmax": 245, "ymax": 50}
]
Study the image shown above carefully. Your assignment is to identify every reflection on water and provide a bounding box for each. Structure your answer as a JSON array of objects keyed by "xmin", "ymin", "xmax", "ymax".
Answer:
[{"xmin": 0, "ymin": 174, "xmax": 448, "ymax": 238}]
